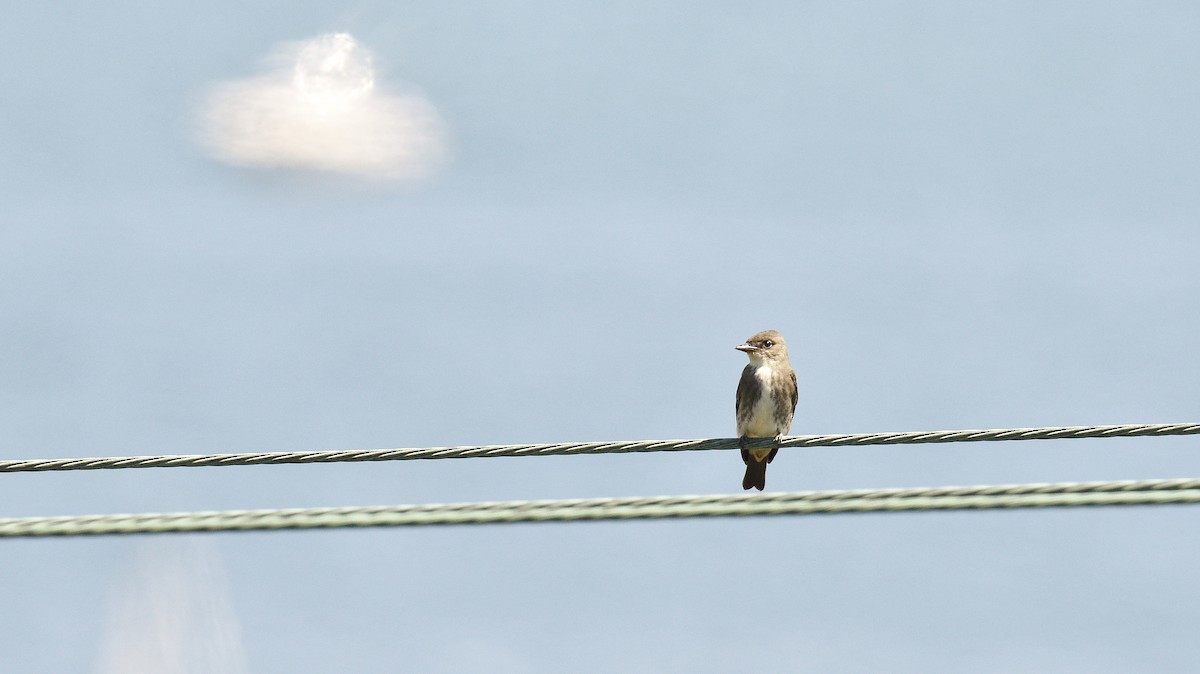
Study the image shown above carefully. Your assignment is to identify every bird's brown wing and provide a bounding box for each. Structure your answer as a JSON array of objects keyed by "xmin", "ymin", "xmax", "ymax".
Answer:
[
  {"xmin": 735, "ymin": 364, "xmax": 755, "ymax": 415},
  {"xmin": 788, "ymin": 369, "xmax": 799, "ymax": 415},
  {"xmin": 735, "ymin": 365, "xmax": 757, "ymax": 465}
]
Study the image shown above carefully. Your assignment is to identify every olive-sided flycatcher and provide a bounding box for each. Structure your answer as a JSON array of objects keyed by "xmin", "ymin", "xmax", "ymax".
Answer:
[{"xmin": 735, "ymin": 329, "xmax": 798, "ymax": 490}]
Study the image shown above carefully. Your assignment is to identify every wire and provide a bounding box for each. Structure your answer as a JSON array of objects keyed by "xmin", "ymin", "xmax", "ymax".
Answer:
[
  {"xmin": 1, "ymin": 422, "xmax": 1196, "ymax": 474},
  {"xmin": 4, "ymin": 478, "xmax": 1199, "ymax": 537}
]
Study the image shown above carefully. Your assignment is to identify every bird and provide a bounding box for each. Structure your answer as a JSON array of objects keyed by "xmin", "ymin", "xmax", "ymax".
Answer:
[{"xmin": 735, "ymin": 329, "xmax": 798, "ymax": 491}]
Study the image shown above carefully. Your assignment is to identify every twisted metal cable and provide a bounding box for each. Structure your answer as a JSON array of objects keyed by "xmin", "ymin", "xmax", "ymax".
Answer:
[
  {"xmin": 0, "ymin": 423, "xmax": 1196, "ymax": 474},
  {"xmin": 3, "ymin": 478, "xmax": 1199, "ymax": 537}
]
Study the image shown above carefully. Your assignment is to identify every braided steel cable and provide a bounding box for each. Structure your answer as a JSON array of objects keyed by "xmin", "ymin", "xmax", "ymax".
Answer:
[
  {"xmin": 1, "ymin": 422, "xmax": 1196, "ymax": 474},
  {"xmin": 3, "ymin": 478, "xmax": 1199, "ymax": 538}
]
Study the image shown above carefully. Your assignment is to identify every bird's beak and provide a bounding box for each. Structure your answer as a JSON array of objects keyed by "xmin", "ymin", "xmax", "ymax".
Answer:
[{"xmin": 735, "ymin": 343, "xmax": 757, "ymax": 353}]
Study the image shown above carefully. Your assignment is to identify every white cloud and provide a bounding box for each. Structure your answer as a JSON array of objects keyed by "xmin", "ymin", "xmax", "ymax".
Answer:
[{"xmin": 198, "ymin": 33, "xmax": 446, "ymax": 181}]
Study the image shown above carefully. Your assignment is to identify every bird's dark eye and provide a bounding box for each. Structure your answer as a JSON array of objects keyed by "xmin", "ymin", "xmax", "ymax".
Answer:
[{"xmin": 762, "ymin": 340, "xmax": 774, "ymax": 348}]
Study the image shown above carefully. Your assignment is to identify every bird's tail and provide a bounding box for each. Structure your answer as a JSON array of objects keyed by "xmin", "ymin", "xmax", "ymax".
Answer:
[{"xmin": 742, "ymin": 460, "xmax": 767, "ymax": 491}]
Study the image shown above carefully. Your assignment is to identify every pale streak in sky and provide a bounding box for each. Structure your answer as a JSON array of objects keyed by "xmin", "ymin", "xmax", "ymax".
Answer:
[{"xmin": 93, "ymin": 541, "xmax": 249, "ymax": 674}]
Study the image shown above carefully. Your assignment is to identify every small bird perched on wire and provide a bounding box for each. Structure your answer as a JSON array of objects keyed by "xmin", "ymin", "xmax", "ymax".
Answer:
[{"xmin": 735, "ymin": 329, "xmax": 798, "ymax": 491}]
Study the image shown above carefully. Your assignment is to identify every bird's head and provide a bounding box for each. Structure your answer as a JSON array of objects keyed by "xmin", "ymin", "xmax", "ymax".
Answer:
[{"xmin": 736, "ymin": 329, "xmax": 789, "ymax": 364}]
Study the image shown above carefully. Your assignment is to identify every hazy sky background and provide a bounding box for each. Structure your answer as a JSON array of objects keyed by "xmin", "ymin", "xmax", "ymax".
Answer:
[{"xmin": 2, "ymin": 2, "xmax": 1199, "ymax": 672}]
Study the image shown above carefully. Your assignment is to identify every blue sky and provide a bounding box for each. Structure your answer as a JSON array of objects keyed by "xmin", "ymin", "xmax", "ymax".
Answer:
[{"xmin": 2, "ymin": 3, "xmax": 1199, "ymax": 672}]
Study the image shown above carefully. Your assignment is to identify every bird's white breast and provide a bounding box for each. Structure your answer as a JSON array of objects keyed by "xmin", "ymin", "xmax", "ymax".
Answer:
[{"xmin": 741, "ymin": 364, "xmax": 785, "ymax": 438}]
